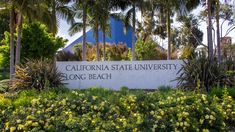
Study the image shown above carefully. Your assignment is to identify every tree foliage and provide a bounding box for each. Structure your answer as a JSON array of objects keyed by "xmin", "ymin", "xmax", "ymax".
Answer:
[
  {"xmin": 0, "ymin": 22, "xmax": 66, "ymax": 68},
  {"xmin": 0, "ymin": 12, "xmax": 10, "ymax": 42},
  {"xmin": 135, "ymin": 39, "xmax": 167, "ymax": 60}
]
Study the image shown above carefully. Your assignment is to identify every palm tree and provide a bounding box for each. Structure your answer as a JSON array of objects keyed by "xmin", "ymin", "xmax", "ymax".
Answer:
[
  {"xmin": 9, "ymin": 2, "xmax": 16, "ymax": 80},
  {"xmin": 100, "ymin": 0, "xmax": 117, "ymax": 61},
  {"xmin": 207, "ymin": 0, "xmax": 214, "ymax": 60},
  {"xmin": 201, "ymin": 0, "xmax": 229, "ymax": 62},
  {"xmin": 69, "ymin": 0, "xmax": 94, "ymax": 61},
  {"xmin": 91, "ymin": 2, "xmax": 102, "ymax": 61},
  {"xmin": 215, "ymin": 0, "xmax": 221, "ymax": 63},
  {"xmin": 89, "ymin": 0, "xmax": 111, "ymax": 61},
  {"xmin": 122, "ymin": 0, "xmax": 143, "ymax": 61},
  {"xmin": 156, "ymin": 0, "xmax": 200, "ymax": 60},
  {"xmin": 14, "ymin": 0, "xmax": 73, "ymax": 65},
  {"xmin": 0, "ymin": 0, "xmax": 17, "ymax": 80},
  {"xmin": 69, "ymin": 1, "xmax": 102, "ymax": 61},
  {"xmin": 215, "ymin": 0, "xmax": 229, "ymax": 64},
  {"xmin": 81, "ymin": 1, "xmax": 88, "ymax": 61},
  {"xmin": 11, "ymin": 0, "xmax": 50, "ymax": 65}
]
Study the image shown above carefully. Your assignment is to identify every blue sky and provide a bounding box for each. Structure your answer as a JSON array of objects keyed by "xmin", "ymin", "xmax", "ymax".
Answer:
[{"xmin": 56, "ymin": 4, "xmax": 235, "ymax": 49}]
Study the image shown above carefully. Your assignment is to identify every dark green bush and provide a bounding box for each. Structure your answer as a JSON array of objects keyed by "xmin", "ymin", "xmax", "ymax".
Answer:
[
  {"xmin": 0, "ymin": 68, "xmax": 9, "ymax": 80},
  {"xmin": 210, "ymin": 87, "xmax": 235, "ymax": 99},
  {"xmin": 13, "ymin": 59, "xmax": 63, "ymax": 91}
]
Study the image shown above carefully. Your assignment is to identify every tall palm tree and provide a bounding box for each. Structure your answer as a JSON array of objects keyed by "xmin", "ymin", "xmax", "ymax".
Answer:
[
  {"xmin": 156, "ymin": 0, "xmax": 200, "ymax": 60},
  {"xmin": 215, "ymin": 0, "xmax": 229, "ymax": 64},
  {"xmin": 9, "ymin": 2, "xmax": 16, "ymax": 80},
  {"xmin": 100, "ymin": 0, "xmax": 118, "ymax": 61},
  {"xmin": 81, "ymin": 1, "xmax": 88, "ymax": 61},
  {"xmin": 215, "ymin": 0, "xmax": 221, "ymax": 63},
  {"xmin": 69, "ymin": 0, "xmax": 94, "ymax": 61},
  {"xmin": 207, "ymin": 0, "xmax": 214, "ymax": 60},
  {"xmin": 122, "ymin": 0, "xmax": 143, "ymax": 61},
  {"xmin": 89, "ymin": 0, "xmax": 111, "ymax": 61},
  {"xmin": 70, "ymin": 0, "xmax": 102, "ymax": 61},
  {"xmin": 0, "ymin": 0, "xmax": 17, "ymax": 80}
]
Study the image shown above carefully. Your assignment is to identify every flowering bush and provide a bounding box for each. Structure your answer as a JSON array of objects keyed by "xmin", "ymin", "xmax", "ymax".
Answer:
[{"xmin": 0, "ymin": 88, "xmax": 235, "ymax": 131}]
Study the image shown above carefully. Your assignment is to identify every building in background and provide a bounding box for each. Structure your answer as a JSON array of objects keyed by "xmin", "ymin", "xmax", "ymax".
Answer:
[{"xmin": 63, "ymin": 17, "xmax": 134, "ymax": 53}]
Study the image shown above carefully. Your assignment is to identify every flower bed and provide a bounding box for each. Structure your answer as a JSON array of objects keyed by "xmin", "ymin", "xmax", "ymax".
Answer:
[{"xmin": 0, "ymin": 88, "xmax": 235, "ymax": 131}]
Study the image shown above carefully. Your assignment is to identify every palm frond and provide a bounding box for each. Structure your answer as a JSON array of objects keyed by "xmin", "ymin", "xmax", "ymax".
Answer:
[{"xmin": 68, "ymin": 22, "xmax": 83, "ymax": 36}]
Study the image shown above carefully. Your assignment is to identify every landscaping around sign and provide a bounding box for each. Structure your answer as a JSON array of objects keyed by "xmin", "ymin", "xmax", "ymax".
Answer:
[
  {"xmin": 57, "ymin": 60, "xmax": 183, "ymax": 89},
  {"xmin": 1, "ymin": 88, "xmax": 235, "ymax": 131}
]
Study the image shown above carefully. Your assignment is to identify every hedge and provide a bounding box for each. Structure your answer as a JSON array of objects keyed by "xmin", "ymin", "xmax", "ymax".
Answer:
[{"xmin": 0, "ymin": 88, "xmax": 235, "ymax": 131}]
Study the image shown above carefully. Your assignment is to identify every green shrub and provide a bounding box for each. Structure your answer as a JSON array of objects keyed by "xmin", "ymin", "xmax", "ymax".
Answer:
[
  {"xmin": 0, "ymin": 34, "xmax": 10, "ymax": 68},
  {"xmin": 71, "ymin": 43, "xmax": 130, "ymax": 61},
  {"xmin": 210, "ymin": 87, "xmax": 235, "ymax": 99},
  {"xmin": 1, "ymin": 88, "xmax": 235, "ymax": 131},
  {"xmin": 135, "ymin": 39, "xmax": 167, "ymax": 60},
  {"xmin": 176, "ymin": 54, "xmax": 233, "ymax": 92},
  {"xmin": 13, "ymin": 59, "xmax": 63, "ymax": 91},
  {"xmin": 0, "ymin": 79, "xmax": 10, "ymax": 93},
  {"xmin": 0, "ymin": 23, "xmax": 66, "ymax": 67},
  {"xmin": 0, "ymin": 70, "xmax": 9, "ymax": 81}
]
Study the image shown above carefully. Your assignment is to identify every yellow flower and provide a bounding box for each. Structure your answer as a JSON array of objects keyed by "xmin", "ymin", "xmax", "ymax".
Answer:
[
  {"xmin": 202, "ymin": 129, "xmax": 209, "ymax": 132},
  {"xmin": 5, "ymin": 122, "xmax": 9, "ymax": 130},
  {"xmin": 94, "ymin": 105, "xmax": 98, "ymax": 110},
  {"xmin": 200, "ymin": 119, "xmax": 204, "ymax": 124},
  {"xmin": 177, "ymin": 98, "xmax": 181, "ymax": 102},
  {"xmin": 160, "ymin": 110, "xmax": 164, "ymax": 116},
  {"xmin": 17, "ymin": 124, "xmax": 24, "ymax": 130},
  {"xmin": 92, "ymin": 96, "xmax": 98, "ymax": 100},
  {"xmin": 184, "ymin": 121, "xmax": 189, "ymax": 127},
  {"xmin": 133, "ymin": 128, "xmax": 138, "ymax": 132},
  {"xmin": 25, "ymin": 120, "xmax": 33, "ymax": 126},
  {"xmin": 209, "ymin": 115, "xmax": 215, "ymax": 120},
  {"xmin": 10, "ymin": 127, "xmax": 16, "ymax": 132},
  {"xmin": 205, "ymin": 115, "xmax": 209, "ymax": 119},
  {"xmin": 16, "ymin": 119, "xmax": 21, "ymax": 124},
  {"xmin": 176, "ymin": 122, "xmax": 179, "ymax": 126},
  {"xmin": 201, "ymin": 94, "xmax": 207, "ymax": 101},
  {"xmin": 1, "ymin": 110, "xmax": 5, "ymax": 114},
  {"xmin": 180, "ymin": 122, "xmax": 184, "ymax": 126},
  {"xmin": 32, "ymin": 122, "xmax": 39, "ymax": 127}
]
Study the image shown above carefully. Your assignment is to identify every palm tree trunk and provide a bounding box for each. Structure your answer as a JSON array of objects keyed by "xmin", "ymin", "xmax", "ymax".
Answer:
[
  {"xmin": 95, "ymin": 23, "xmax": 100, "ymax": 61},
  {"xmin": 82, "ymin": 5, "xmax": 87, "ymax": 61},
  {"xmin": 207, "ymin": 0, "xmax": 213, "ymax": 60},
  {"xmin": 216, "ymin": 0, "xmax": 221, "ymax": 64},
  {"xmin": 15, "ymin": 12, "xmax": 23, "ymax": 65},
  {"xmin": 167, "ymin": 10, "xmax": 171, "ymax": 60},
  {"xmin": 9, "ymin": 8, "xmax": 15, "ymax": 81},
  {"xmin": 103, "ymin": 29, "xmax": 106, "ymax": 61},
  {"xmin": 132, "ymin": 5, "xmax": 136, "ymax": 61}
]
